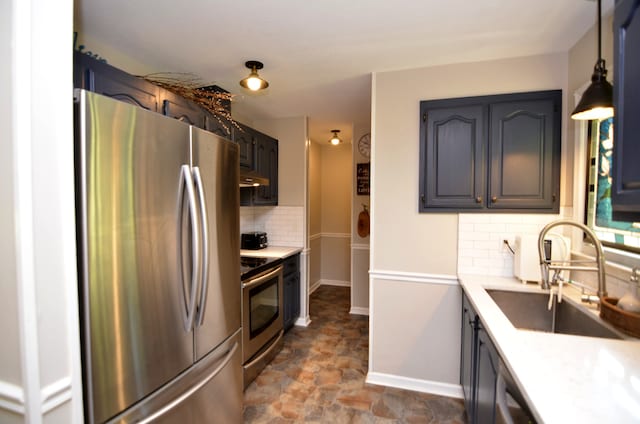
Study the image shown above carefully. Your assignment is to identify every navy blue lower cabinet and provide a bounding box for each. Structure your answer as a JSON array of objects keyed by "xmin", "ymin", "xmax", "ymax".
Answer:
[
  {"xmin": 283, "ymin": 254, "xmax": 300, "ymax": 331},
  {"xmin": 461, "ymin": 294, "xmax": 478, "ymax": 418},
  {"xmin": 461, "ymin": 293, "xmax": 499, "ymax": 424},
  {"xmin": 474, "ymin": 326, "xmax": 498, "ymax": 424}
]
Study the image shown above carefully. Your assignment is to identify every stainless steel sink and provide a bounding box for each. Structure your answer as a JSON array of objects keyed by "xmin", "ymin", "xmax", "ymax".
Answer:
[{"xmin": 486, "ymin": 289, "xmax": 625, "ymax": 339}]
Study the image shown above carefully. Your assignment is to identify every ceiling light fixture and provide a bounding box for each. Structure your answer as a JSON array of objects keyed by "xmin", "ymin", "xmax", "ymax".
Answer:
[
  {"xmin": 329, "ymin": 129, "xmax": 342, "ymax": 145},
  {"xmin": 239, "ymin": 60, "xmax": 269, "ymax": 91},
  {"xmin": 571, "ymin": 0, "xmax": 614, "ymax": 120}
]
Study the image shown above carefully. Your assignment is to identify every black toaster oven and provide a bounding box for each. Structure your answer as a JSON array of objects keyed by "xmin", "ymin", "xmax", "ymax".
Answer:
[{"xmin": 241, "ymin": 232, "xmax": 268, "ymax": 250}]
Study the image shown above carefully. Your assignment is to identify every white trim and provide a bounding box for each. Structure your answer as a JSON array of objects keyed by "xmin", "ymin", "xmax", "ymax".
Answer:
[
  {"xmin": 366, "ymin": 372, "xmax": 464, "ymax": 399},
  {"xmin": 349, "ymin": 307, "xmax": 369, "ymax": 316},
  {"xmin": 319, "ymin": 279, "xmax": 350, "ymax": 287},
  {"xmin": 369, "ymin": 269, "xmax": 459, "ymax": 286},
  {"xmin": 351, "ymin": 243, "xmax": 370, "ymax": 250},
  {"xmin": 309, "ymin": 279, "xmax": 321, "ymax": 294},
  {"xmin": 41, "ymin": 377, "xmax": 72, "ymax": 414},
  {"xmin": 319, "ymin": 232, "xmax": 351, "ymax": 239},
  {"xmin": 294, "ymin": 316, "xmax": 311, "ymax": 327},
  {"xmin": 0, "ymin": 381, "xmax": 25, "ymax": 415},
  {"xmin": 308, "ymin": 233, "xmax": 321, "ymax": 242},
  {"xmin": 14, "ymin": 0, "xmax": 42, "ymax": 420}
]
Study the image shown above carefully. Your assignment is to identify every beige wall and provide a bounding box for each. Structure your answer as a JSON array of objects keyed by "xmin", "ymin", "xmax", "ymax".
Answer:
[
  {"xmin": 308, "ymin": 142, "xmax": 322, "ymax": 289},
  {"xmin": 320, "ymin": 143, "xmax": 352, "ymax": 285},
  {"xmin": 308, "ymin": 141, "xmax": 352, "ymax": 289},
  {"xmin": 320, "ymin": 143, "xmax": 352, "ymax": 233},
  {"xmin": 351, "ymin": 122, "xmax": 371, "ymax": 313},
  {"xmin": 370, "ymin": 52, "xmax": 569, "ymax": 391}
]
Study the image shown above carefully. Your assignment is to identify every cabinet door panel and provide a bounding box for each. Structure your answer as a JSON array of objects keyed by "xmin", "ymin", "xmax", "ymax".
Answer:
[
  {"xmin": 474, "ymin": 328, "xmax": 498, "ymax": 424},
  {"xmin": 461, "ymin": 295, "xmax": 476, "ymax": 419},
  {"xmin": 235, "ymin": 124, "xmax": 255, "ymax": 170},
  {"xmin": 612, "ymin": 0, "xmax": 640, "ymax": 221},
  {"xmin": 162, "ymin": 91, "xmax": 206, "ymax": 128},
  {"xmin": 254, "ymin": 135, "xmax": 279, "ymax": 206},
  {"xmin": 489, "ymin": 97, "xmax": 560, "ymax": 210},
  {"xmin": 420, "ymin": 104, "xmax": 485, "ymax": 210}
]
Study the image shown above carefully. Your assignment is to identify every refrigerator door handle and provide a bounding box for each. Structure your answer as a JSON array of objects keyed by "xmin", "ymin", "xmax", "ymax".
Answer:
[
  {"xmin": 137, "ymin": 341, "xmax": 239, "ymax": 424},
  {"xmin": 193, "ymin": 166, "xmax": 210, "ymax": 327},
  {"xmin": 178, "ymin": 164, "xmax": 200, "ymax": 332}
]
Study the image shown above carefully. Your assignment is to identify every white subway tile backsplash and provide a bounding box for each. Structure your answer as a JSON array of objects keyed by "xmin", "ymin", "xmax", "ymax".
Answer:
[
  {"xmin": 240, "ymin": 206, "xmax": 304, "ymax": 247},
  {"xmin": 458, "ymin": 212, "xmax": 563, "ymax": 277}
]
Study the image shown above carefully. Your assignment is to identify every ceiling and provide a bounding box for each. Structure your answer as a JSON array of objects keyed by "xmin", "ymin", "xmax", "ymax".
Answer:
[{"xmin": 74, "ymin": 0, "xmax": 614, "ymax": 144}]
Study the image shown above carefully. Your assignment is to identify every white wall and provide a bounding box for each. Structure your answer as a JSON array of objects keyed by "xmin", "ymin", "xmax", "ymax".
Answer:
[
  {"xmin": 1, "ymin": 0, "xmax": 83, "ymax": 422},
  {"xmin": 369, "ymin": 53, "xmax": 569, "ymax": 395}
]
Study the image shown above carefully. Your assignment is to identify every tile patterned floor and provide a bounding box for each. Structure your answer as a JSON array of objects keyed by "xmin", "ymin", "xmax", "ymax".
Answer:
[{"xmin": 243, "ymin": 285, "xmax": 467, "ymax": 423}]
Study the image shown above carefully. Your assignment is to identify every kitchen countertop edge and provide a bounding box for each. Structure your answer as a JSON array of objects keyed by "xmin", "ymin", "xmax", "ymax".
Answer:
[
  {"xmin": 241, "ymin": 246, "xmax": 303, "ymax": 259},
  {"xmin": 458, "ymin": 273, "xmax": 640, "ymax": 424}
]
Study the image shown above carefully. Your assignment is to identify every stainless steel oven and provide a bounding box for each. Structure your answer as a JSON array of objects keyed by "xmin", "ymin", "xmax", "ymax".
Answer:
[{"xmin": 241, "ymin": 257, "xmax": 284, "ymax": 388}]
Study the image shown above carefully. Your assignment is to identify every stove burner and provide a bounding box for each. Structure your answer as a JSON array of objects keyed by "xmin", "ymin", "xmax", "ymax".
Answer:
[
  {"xmin": 241, "ymin": 257, "xmax": 268, "ymax": 268},
  {"xmin": 240, "ymin": 255, "xmax": 283, "ymax": 281}
]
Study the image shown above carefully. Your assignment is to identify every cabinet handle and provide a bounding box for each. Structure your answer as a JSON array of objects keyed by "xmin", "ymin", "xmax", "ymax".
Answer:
[
  {"xmin": 475, "ymin": 196, "xmax": 482, "ymax": 203},
  {"xmin": 491, "ymin": 196, "xmax": 497, "ymax": 203}
]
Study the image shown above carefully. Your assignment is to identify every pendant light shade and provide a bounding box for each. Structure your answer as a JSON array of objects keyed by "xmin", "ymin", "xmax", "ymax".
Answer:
[
  {"xmin": 571, "ymin": 0, "xmax": 614, "ymax": 120},
  {"xmin": 239, "ymin": 60, "xmax": 269, "ymax": 91},
  {"xmin": 329, "ymin": 129, "xmax": 342, "ymax": 145}
]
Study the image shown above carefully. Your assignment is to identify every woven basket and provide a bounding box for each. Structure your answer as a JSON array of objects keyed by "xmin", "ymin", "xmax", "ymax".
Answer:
[{"xmin": 600, "ymin": 297, "xmax": 640, "ymax": 338}]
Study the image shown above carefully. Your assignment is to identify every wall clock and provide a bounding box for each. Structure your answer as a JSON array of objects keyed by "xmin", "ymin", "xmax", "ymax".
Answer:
[{"xmin": 357, "ymin": 133, "xmax": 371, "ymax": 159}]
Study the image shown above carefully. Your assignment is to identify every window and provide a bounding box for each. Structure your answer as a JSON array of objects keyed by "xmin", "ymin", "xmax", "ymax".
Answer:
[{"xmin": 585, "ymin": 117, "xmax": 640, "ymax": 253}]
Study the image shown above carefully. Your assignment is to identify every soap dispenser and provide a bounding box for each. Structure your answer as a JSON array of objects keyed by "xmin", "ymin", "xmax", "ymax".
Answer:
[{"xmin": 618, "ymin": 267, "xmax": 640, "ymax": 314}]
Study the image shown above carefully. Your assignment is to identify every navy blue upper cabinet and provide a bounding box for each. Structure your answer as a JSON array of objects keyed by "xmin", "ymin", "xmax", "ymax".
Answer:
[
  {"xmin": 237, "ymin": 125, "xmax": 278, "ymax": 206},
  {"xmin": 235, "ymin": 124, "xmax": 257, "ymax": 170},
  {"xmin": 253, "ymin": 133, "xmax": 279, "ymax": 206},
  {"xmin": 420, "ymin": 103, "xmax": 485, "ymax": 209},
  {"xmin": 162, "ymin": 90, "xmax": 206, "ymax": 127},
  {"xmin": 419, "ymin": 90, "xmax": 561, "ymax": 213},
  {"xmin": 612, "ymin": 0, "xmax": 640, "ymax": 221},
  {"xmin": 489, "ymin": 94, "xmax": 561, "ymax": 210},
  {"xmin": 74, "ymin": 51, "xmax": 159, "ymax": 112}
]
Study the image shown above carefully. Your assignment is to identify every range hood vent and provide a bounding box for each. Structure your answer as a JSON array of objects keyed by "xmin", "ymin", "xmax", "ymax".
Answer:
[{"xmin": 239, "ymin": 169, "xmax": 269, "ymax": 187}]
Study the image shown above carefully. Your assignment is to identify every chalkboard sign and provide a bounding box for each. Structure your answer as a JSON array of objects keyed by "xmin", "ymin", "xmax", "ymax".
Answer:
[{"xmin": 357, "ymin": 163, "xmax": 370, "ymax": 195}]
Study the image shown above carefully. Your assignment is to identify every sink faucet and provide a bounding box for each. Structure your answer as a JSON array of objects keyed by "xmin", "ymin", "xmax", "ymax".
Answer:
[{"xmin": 537, "ymin": 219, "xmax": 607, "ymax": 300}]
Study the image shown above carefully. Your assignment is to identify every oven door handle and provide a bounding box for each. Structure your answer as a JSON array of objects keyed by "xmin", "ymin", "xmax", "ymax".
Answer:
[
  {"xmin": 243, "ymin": 330, "xmax": 284, "ymax": 370},
  {"xmin": 242, "ymin": 265, "xmax": 283, "ymax": 290}
]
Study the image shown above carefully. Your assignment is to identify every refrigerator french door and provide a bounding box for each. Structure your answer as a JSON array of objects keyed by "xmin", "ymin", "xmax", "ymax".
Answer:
[{"xmin": 75, "ymin": 89, "xmax": 241, "ymax": 423}]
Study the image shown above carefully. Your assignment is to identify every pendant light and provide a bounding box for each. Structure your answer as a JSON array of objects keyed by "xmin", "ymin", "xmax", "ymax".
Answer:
[
  {"xmin": 239, "ymin": 60, "xmax": 269, "ymax": 91},
  {"xmin": 571, "ymin": 0, "xmax": 614, "ymax": 120},
  {"xmin": 329, "ymin": 129, "xmax": 342, "ymax": 145}
]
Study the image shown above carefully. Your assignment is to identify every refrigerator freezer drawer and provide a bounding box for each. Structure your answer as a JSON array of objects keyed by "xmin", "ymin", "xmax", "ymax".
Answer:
[{"xmin": 107, "ymin": 329, "xmax": 242, "ymax": 423}]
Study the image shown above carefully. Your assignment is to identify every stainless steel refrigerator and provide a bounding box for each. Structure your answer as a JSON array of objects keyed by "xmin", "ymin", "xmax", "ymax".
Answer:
[{"xmin": 74, "ymin": 89, "xmax": 242, "ymax": 423}]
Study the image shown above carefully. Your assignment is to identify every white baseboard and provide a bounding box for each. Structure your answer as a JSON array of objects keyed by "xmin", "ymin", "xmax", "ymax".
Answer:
[
  {"xmin": 294, "ymin": 316, "xmax": 311, "ymax": 327},
  {"xmin": 366, "ymin": 372, "xmax": 463, "ymax": 399},
  {"xmin": 349, "ymin": 306, "xmax": 369, "ymax": 316},
  {"xmin": 319, "ymin": 279, "xmax": 350, "ymax": 287},
  {"xmin": 309, "ymin": 280, "xmax": 321, "ymax": 294}
]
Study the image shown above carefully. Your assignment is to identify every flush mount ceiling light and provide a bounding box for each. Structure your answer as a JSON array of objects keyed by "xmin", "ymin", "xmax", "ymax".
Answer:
[
  {"xmin": 329, "ymin": 129, "xmax": 342, "ymax": 145},
  {"xmin": 571, "ymin": 0, "xmax": 614, "ymax": 120},
  {"xmin": 239, "ymin": 60, "xmax": 269, "ymax": 91}
]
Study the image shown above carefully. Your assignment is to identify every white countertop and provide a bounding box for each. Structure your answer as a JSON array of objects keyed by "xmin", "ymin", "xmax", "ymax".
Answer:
[
  {"xmin": 240, "ymin": 246, "xmax": 302, "ymax": 259},
  {"xmin": 459, "ymin": 274, "xmax": 640, "ymax": 424}
]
